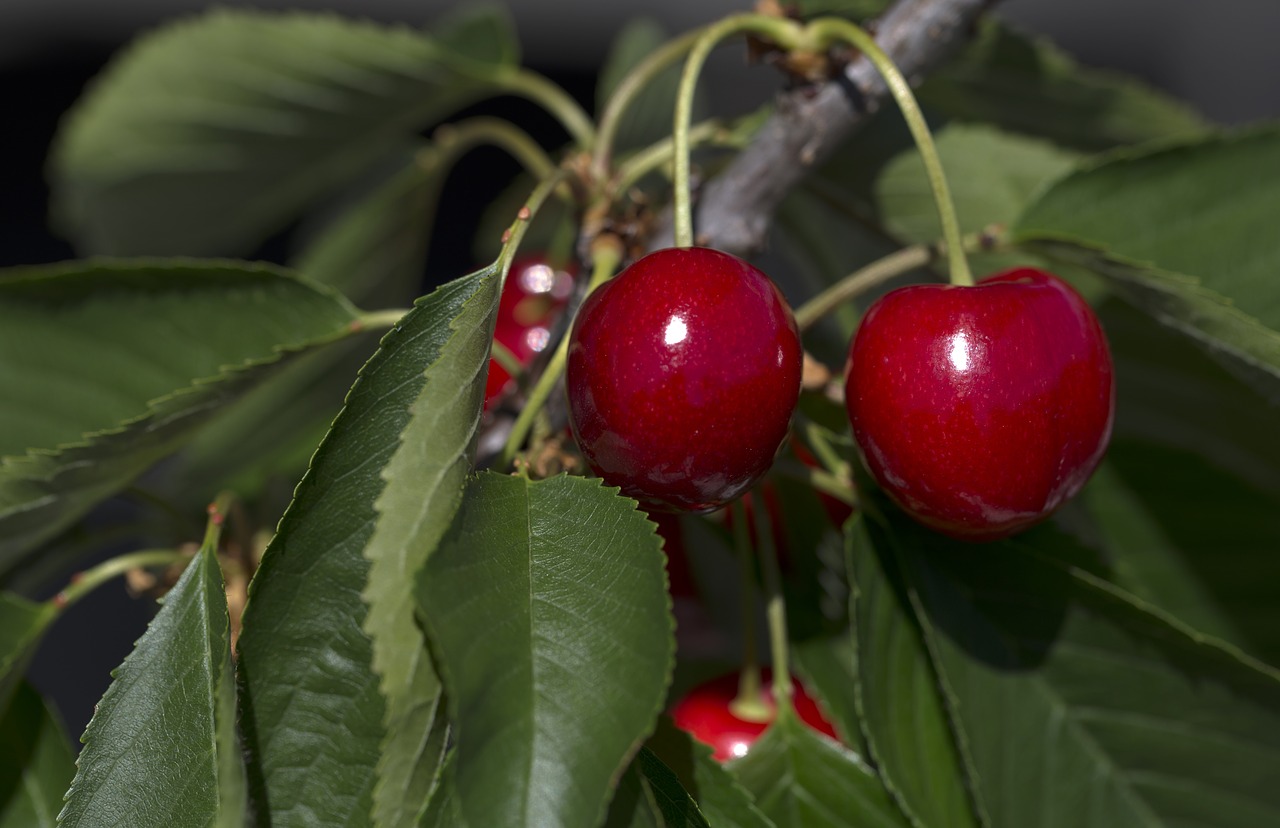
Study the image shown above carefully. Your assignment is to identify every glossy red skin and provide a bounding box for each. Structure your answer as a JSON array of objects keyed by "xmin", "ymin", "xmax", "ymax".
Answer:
[
  {"xmin": 671, "ymin": 671, "xmax": 838, "ymax": 761},
  {"xmin": 484, "ymin": 257, "xmax": 575, "ymax": 409},
  {"xmin": 567, "ymin": 248, "xmax": 803, "ymax": 512},
  {"xmin": 844, "ymin": 267, "xmax": 1114, "ymax": 541}
]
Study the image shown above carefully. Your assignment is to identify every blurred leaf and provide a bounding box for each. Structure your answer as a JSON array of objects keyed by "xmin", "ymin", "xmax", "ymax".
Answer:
[
  {"xmin": 0, "ymin": 683, "xmax": 76, "ymax": 828},
  {"xmin": 921, "ymin": 21, "xmax": 1208, "ymax": 151},
  {"xmin": 1015, "ymin": 128, "xmax": 1280, "ymax": 397},
  {"xmin": 360, "ymin": 254, "xmax": 498, "ymax": 828},
  {"xmin": 50, "ymin": 7, "xmax": 518, "ymax": 256},
  {"xmin": 730, "ymin": 713, "xmax": 909, "ymax": 828},
  {"xmin": 1099, "ymin": 298, "xmax": 1280, "ymax": 491},
  {"xmin": 604, "ymin": 747, "xmax": 712, "ymax": 828},
  {"xmin": 236, "ymin": 265, "xmax": 498, "ymax": 827},
  {"xmin": 0, "ymin": 596, "xmax": 56, "ymax": 729},
  {"xmin": 791, "ymin": 633, "xmax": 868, "ymax": 759},
  {"xmin": 847, "ymin": 516, "xmax": 981, "ymax": 828},
  {"xmin": 1084, "ymin": 440, "xmax": 1280, "ymax": 666},
  {"xmin": 165, "ymin": 147, "xmax": 440, "ymax": 508},
  {"xmin": 0, "ymin": 260, "xmax": 357, "ymax": 571},
  {"xmin": 416, "ymin": 750, "xmax": 463, "ymax": 828},
  {"xmin": 59, "ymin": 544, "xmax": 245, "ymax": 827},
  {"xmin": 418, "ymin": 472, "xmax": 675, "ymax": 828},
  {"xmin": 876, "ymin": 123, "xmax": 1077, "ymax": 243},
  {"xmin": 881, "ymin": 512, "xmax": 1280, "ymax": 828}
]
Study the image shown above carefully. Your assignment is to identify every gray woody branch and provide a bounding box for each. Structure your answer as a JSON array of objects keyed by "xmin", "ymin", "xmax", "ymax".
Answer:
[{"xmin": 649, "ymin": 0, "xmax": 999, "ymax": 256}]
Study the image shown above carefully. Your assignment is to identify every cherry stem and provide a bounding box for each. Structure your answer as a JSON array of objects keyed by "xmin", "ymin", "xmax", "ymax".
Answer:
[
  {"xmin": 612, "ymin": 118, "xmax": 735, "ymax": 195},
  {"xmin": 794, "ymin": 244, "xmax": 935, "ymax": 331},
  {"xmin": 498, "ymin": 68, "xmax": 597, "ymax": 150},
  {"xmin": 356, "ymin": 308, "xmax": 413, "ymax": 331},
  {"xmin": 488, "ymin": 339, "xmax": 523, "ymax": 380},
  {"xmin": 729, "ymin": 498, "xmax": 771, "ymax": 724},
  {"xmin": 496, "ymin": 234, "xmax": 623, "ymax": 470},
  {"xmin": 773, "ymin": 458, "xmax": 856, "ymax": 509},
  {"xmin": 592, "ymin": 29, "xmax": 703, "ymax": 181},
  {"xmin": 429, "ymin": 116, "xmax": 558, "ymax": 184},
  {"xmin": 806, "ymin": 17, "xmax": 974, "ymax": 287},
  {"xmin": 674, "ymin": 14, "xmax": 805, "ymax": 249},
  {"xmin": 752, "ymin": 485, "xmax": 794, "ymax": 709}
]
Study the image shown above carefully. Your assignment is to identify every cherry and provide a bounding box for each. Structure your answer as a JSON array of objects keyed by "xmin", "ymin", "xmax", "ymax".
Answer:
[
  {"xmin": 844, "ymin": 267, "xmax": 1114, "ymax": 541},
  {"xmin": 484, "ymin": 256, "xmax": 575, "ymax": 410},
  {"xmin": 670, "ymin": 670, "xmax": 838, "ymax": 761},
  {"xmin": 566, "ymin": 247, "xmax": 803, "ymax": 512}
]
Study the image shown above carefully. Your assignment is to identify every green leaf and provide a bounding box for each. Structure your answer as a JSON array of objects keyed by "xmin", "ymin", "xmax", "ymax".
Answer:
[
  {"xmin": 1014, "ymin": 128, "xmax": 1280, "ymax": 395},
  {"xmin": 1084, "ymin": 441, "xmax": 1280, "ymax": 666},
  {"xmin": 876, "ymin": 123, "xmax": 1078, "ymax": 244},
  {"xmin": 417, "ymin": 472, "xmax": 675, "ymax": 828},
  {"xmin": 0, "ymin": 595, "xmax": 55, "ymax": 714},
  {"xmin": 360, "ymin": 254, "xmax": 499, "ymax": 827},
  {"xmin": 920, "ymin": 21, "xmax": 1208, "ymax": 151},
  {"xmin": 0, "ymin": 259, "xmax": 357, "ymax": 572},
  {"xmin": 0, "ymin": 683, "xmax": 76, "ymax": 828},
  {"xmin": 416, "ymin": 750, "xmax": 464, "ymax": 828},
  {"xmin": 236, "ymin": 266, "xmax": 496, "ymax": 826},
  {"xmin": 730, "ymin": 713, "xmax": 910, "ymax": 828},
  {"xmin": 847, "ymin": 516, "xmax": 982, "ymax": 828},
  {"xmin": 50, "ymin": 7, "xmax": 518, "ymax": 256},
  {"xmin": 886, "ymin": 513, "xmax": 1280, "ymax": 828},
  {"xmin": 59, "ymin": 544, "xmax": 245, "ymax": 827},
  {"xmin": 604, "ymin": 747, "xmax": 713, "ymax": 828}
]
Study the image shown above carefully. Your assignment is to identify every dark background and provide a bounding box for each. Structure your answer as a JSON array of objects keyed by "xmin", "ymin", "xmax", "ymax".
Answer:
[{"xmin": 3, "ymin": 0, "xmax": 1278, "ymax": 743}]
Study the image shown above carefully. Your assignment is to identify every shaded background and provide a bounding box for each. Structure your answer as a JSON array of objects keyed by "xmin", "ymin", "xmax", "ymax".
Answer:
[{"xmin": 2, "ymin": 0, "xmax": 1278, "ymax": 742}]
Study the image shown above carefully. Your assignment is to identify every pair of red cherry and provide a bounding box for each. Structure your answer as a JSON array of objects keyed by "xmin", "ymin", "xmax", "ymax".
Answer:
[{"xmin": 564, "ymin": 246, "xmax": 1115, "ymax": 541}]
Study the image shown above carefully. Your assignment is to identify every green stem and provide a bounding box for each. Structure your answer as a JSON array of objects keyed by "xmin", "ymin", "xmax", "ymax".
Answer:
[
  {"xmin": 807, "ymin": 17, "xmax": 974, "ymax": 286},
  {"xmin": 499, "ymin": 68, "xmax": 597, "ymax": 150},
  {"xmin": 489, "ymin": 339, "xmax": 523, "ymax": 379},
  {"xmin": 612, "ymin": 119, "xmax": 733, "ymax": 194},
  {"xmin": 729, "ymin": 499, "xmax": 770, "ymax": 724},
  {"xmin": 495, "ymin": 228, "xmax": 622, "ymax": 470},
  {"xmin": 753, "ymin": 490, "xmax": 793, "ymax": 708},
  {"xmin": 53, "ymin": 550, "xmax": 192, "ymax": 611},
  {"xmin": 592, "ymin": 29, "xmax": 704, "ymax": 181},
  {"xmin": 430, "ymin": 116, "xmax": 558, "ymax": 182},
  {"xmin": 357, "ymin": 308, "xmax": 413, "ymax": 331},
  {"xmin": 793, "ymin": 244, "xmax": 935, "ymax": 331},
  {"xmin": 674, "ymin": 14, "xmax": 805, "ymax": 248},
  {"xmin": 773, "ymin": 458, "xmax": 856, "ymax": 509}
]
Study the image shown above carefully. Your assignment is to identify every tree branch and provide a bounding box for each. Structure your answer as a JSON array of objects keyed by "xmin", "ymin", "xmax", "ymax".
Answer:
[{"xmin": 649, "ymin": 0, "xmax": 1000, "ymax": 255}]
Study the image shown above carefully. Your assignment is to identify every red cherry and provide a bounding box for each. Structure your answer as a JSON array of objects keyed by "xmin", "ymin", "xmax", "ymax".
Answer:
[
  {"xmin": 566, "ymin": 247, "xmax": 803, "ymax": 512},
  {"xmin": 670, "ymin": 670, "xmax": 838, "ymax": 761},
  {"xmin": 844, "ymin": 267, "xmax": 1114, "ymax": 541},
  {"xmin": 484, "ymin": 256, "xmax": 575, "ymax": 409}
]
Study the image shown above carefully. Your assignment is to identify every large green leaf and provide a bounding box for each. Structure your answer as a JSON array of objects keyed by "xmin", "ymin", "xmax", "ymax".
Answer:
[
  {"xmin": 729, "ymin": 712, "xmax": 910, "ymax": 828},
  {"xmin": 0, "ymin": 260, "xmax": 358, "ymax": 571},
  {"xmin": 1084, "ymin": 441, "xmax": 1280, "ymax": 667},
  {"xmin": 0, "ymin": 595, "xmax": 55, "ymax": 714},
  {"xmin": 235, "ymin": 265, "xmax": 497, "ymax": 826},
  {"xmin": 59, "ymin": 543, "xmax": 245, "ymax": 827},
  {"xmin": 847, "ymin": 516, "xmax": 981, "ymax": 828},
  {"xmin": 360, "ymin": 252, "xmax": 498, "ymax": 827},
  {"xmin": 880, "ymin": 513, "xmax": 1280, "ymax": 828},
  {"xmin": 417, "ymin": 472, "xmax": 675, "ymax": 828},
  {"xmin": 0, "ymin": 683, "xmax": 76, "ymax": 828},
  {"xmin": 920, "ymin": 20, "xmax": 1208, "ymax": 151},
  {"xmin": 50, "ymin": 7, "xmax": 518, "ymax": 257},
  {"xmin": 1014, "ymin": 128, "xmax": 1280, "ymax": 396}
]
